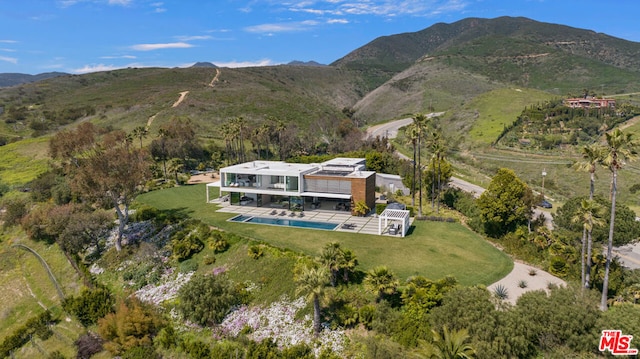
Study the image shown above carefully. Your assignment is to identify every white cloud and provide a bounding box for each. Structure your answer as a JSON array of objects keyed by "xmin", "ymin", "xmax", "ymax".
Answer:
[
  {"xmin": 72, "ymin": 63, "xmax": 120, "ymax": 74},
  {"xmin": 1, "ymin": 48, "xmax": 17, "ymax": 52},
  {"xmin": 129, "ymin": 42, "xmax": 194, "ymax": 51},
  {"xmin": 327, "ymin": 18, "xmax": 349, "ymax": 24},
  {"xmin": 245, "ymin": 20, "xmax": 320, "ymax": 34},
  {"xmin": 0, "ymin": 40, "xmax": 18, "ymax": 44},
  {"xmin": 108, "ymin": 0, "xmax": 133, "ymax": 5},
  {"xmin": 0, "ymin": 56, "xmax": 18, "ymax": 64},
  {"xmin": 174, "ymin": 35, "xmax": 213, "ymax": 41},
  {"xmin": 100, "ymin": 55, "xmax": 137, "ymax": 59},
  {"xmin": 284, "ymin": 0, "xmax": 469, "ymax": 17},
  {"xmin": 212, "ymin": 59, "xmax": 278, "ymax": 68}
]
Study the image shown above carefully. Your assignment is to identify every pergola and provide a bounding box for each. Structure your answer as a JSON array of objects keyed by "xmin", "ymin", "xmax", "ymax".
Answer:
[{"xmin": 378, "ymin": 208, "xmax": 410, "ymax": 237}]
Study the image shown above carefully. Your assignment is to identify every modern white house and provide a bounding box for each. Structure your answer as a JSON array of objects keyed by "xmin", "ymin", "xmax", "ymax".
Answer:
[{"xmin": 207, "ymin": 158, "xmax": 377, "ymax": 215}]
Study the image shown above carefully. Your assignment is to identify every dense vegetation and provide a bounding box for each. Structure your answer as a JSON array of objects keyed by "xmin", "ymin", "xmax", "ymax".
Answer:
[{"xmin": 2, "ymin": 15, "xmax": 640, "ymax": 359}]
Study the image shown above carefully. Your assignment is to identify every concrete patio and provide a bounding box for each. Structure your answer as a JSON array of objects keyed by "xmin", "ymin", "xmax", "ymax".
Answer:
[{"xmin": 213, "ymin": 200, "xmax": 407, "ymax": 236}]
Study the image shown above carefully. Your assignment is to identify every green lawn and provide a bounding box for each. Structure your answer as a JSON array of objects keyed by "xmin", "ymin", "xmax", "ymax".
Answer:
[{"xmin": 136, "ymin": 184, "xmax": 513, "ymax": 286}]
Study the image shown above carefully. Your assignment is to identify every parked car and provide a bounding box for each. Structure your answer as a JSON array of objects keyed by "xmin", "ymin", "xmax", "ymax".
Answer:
[{"xmin": 538, "ymin": 200, "xmax": 553, "ymax": 209}]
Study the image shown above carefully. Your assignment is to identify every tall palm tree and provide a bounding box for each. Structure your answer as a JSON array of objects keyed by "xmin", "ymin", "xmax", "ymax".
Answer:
[
  {"xmin": 318, "ymin": 242, "xmax": 342, "ymax": 287},
  {"xmin": 571, "ymin": 199, "xmax": 604, "ymax": 289},
  {"xmin": 574, "ymin": 144, "xmax": 605, "ymax": 288},
  {"xmin": 131, "ymin": 126, "xmax": 148, "ymax": 149},
  {"xmin": 295, "ymin": 266, "xmax": 330, "ymax": 335},
  {"xmin": 428, "ymin": 130, "xmax": 446, "ymax": 213},
  {"xmin": 364, "ymin": 265, "xmax": 399, "ymax": 302},
  {"xmin": 412, "ymin": 113, "xmax": 429, "ymax": 217},
  {"xmin": 406, "ymin": 123, "xmax": 420, "ymax": 207},
  {"xmin": 600, "ymin": 128, "xmax": 637, "ymax": 310},
  {"xmin": 416, "ymin": 326, "xmax": 476, "ymax": 359}
]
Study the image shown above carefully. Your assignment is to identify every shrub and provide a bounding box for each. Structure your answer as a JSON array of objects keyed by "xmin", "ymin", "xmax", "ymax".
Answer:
[
  {"xmin": 248, "ymin": 244, "xmax": 264, "ymax": 259},
  {"xmin": 75, "ymin": 332, "xmax": 103, "ymax": 359},
  {"xmin": 518, "ymin": 280, "xmax": 528, "ymax": 288},
  {"xmin": 121, "ymin": 345, "xmax": 161, "ymax": 359},
  {"xmin": 203, "ymin": 255, "xmax": 216, "ymax": 265},
  {"xmin": 177, "ymin": 274, "xmax": 241, "ymax": 326},
  {"xmin": 493, "ymin": 284, "xmax": 509, "ymax": 300},
  {"xmin": 132, "ymin": 205, "xmax": 160, "ymax": 222},
  {"xmin": 62, "ymin": 286, "xmax": 115, "ymax": 327},
  {"xmin": 98, "ymin": 298, "xmax": 164, "ymax": 355}
]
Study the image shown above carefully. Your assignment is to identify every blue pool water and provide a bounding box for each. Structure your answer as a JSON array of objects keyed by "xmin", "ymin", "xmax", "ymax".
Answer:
[{"xmin": 229, "ymin": 215, "xmax": 338, "ymax": 230}]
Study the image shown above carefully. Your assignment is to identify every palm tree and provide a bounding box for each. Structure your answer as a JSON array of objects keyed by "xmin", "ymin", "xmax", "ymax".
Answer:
[
  {"xmin": 131, "ymin": 126, "xmax": 148, "ymax": 149},
  {"xmin": 600, "ymin": 128, "xmax": 637, "ymax": 310},
  {"xmin": 428, "ymin": 130, "xmax": 446, "ymax": 213},
  {"xmin": 406, "ymin": 123, "xmax": 420, "ymax": 207},
  {"xmin": 412, "ymin": 113, "xmax": 429, "ymax": 217},
  {"xmin": 339, "ymin": 248, "xmax": 358, "ymax": 283},
  {"xmin": 574, "ymin": 143, "xmax": 605, "ymax": 288},
  {"xmin": 416, "ymin": 326, "xmax": 476, "ymax": 359},
  {"xmin": 571, "ymin": 199, "xmax": 604, "ymax": 289},
  {"xmin": 318, "ymin": 242, "xmax": 342, "ymax": 287},
  {"xmin": 295, "ymin": 266, "xmax": 330, "ymax": 335},
  {"xmin": 364, "ymin": 265, "xmax": 399, "ymax": 302}
]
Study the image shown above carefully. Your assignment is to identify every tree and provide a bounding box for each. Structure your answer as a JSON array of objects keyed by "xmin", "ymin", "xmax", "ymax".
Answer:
[
  {"xmin": 412, "ymin": 113, "xmax": 430, "ymax": 217},
  {"xmin": 574, "ymin": 143, "xmax": 605, "ymax": 289},
  {"xmin": 415, "ymin": 326, "xmax": 476, "ymax": 359},
  {"xmin": 571, "ymin": 199, "xmax": 604, "ymax": 289},
  {"xmin": 49, "ymin": 122, "xmax": 97, "ymax": 168},
  {"xmin": 295, "ymin": 265, "xmax": 330, "ymax": 335},
  {"xmin": 318, "ymin": 242, "xmax": 342, "ymax": 287},
  {"xmin": 353, "ymin": 200, "xmax": 370, "ymax": 217},
  {"xmin": 71, "ymin": 131, "xmax": 151, "ymax": 251},
  {"xmin": 177, "ymin": 273, "xmax": 240, "ymax": 326},
  {"xmin": 600, "ymin": 128, "xmax": 638, "ymax": 311},
  {"xmin": 131, "ymin": 126, "xmax": 148, "ymax": 149},
  {"xmin": 58, "ymin": 209, "xmax": 114, "ymax": 255},
  {"xmin": 339, "ymin": 248, "xmax": 358, "ymax": 283},
  {"xmin": 477, "ymin": 168, "xmax": 534, "ymax": 238},
  {"xmin": 98, "ymin": 298, "xmax": 164, "ymax": 355},
  {"xmin": 364, "ymin": 265, "xmax": 399, "ymax": 302}
]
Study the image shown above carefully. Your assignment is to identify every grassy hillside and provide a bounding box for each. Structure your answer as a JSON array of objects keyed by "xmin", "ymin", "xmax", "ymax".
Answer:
[
  {"xmin": 0, "ymin": 65, "xmax": 364, "ymax": 141},
  {"xmin": 463, "ymin": 88, "xmax": 556, "ymax": 144}
]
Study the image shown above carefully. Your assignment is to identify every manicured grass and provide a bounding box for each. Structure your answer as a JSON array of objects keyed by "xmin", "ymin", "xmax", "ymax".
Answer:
[{"xmin": 136, "ymin": 184, "xmax": 513, "ymax": 286}]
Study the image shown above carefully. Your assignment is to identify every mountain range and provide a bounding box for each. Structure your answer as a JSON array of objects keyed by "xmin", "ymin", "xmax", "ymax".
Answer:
[{"xmin": 1, "ymin": 16, "xmax": 639, "ymax": 145}]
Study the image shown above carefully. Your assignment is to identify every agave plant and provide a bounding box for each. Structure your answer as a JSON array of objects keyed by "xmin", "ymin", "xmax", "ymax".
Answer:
[
  {"xmin": 493, "ymin": 284, "xmax": 509, "ymax": 300},
  {"xmin": 518, "ymin": 280, "xmax": 528, "ymax": 288}
]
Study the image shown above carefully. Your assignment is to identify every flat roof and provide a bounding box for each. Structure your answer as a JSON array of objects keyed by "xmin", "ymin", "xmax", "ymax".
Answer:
[
  {"xmin": 221, "ymin": 161, "xmax": 318, "ymax": 176},
  {"xmin": 321, "ymin": 157, "xmax": 365, "ymax": 167}
]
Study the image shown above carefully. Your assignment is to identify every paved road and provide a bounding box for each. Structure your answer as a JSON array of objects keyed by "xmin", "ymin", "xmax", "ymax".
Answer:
[{"xmin": 366, "ymin": 112, "xmax": 445, "ymax": 139}]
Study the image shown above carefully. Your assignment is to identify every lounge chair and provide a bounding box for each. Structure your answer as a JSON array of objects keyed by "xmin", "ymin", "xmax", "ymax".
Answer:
[
  {"xmin": 279, "ymin": 210, "xmax": 287, "ymax": 216},
  {"xmin": 289, "ymin": 212, "xmax": 296, "ymax": 217},
  {"xmin": 389, "ymin": 224, "xmax": 397, "ymax": 235},
  {"xmin": 298, "ymin": 212, "xmax": 305, "ymax": 218},
  {"xmin": 270, "ymin": 210, "xmax": 277, "ymax": 215}
]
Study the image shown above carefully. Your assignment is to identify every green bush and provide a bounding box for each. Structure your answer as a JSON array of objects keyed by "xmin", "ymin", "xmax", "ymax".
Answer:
[
  {"xmin": 0, "ymin": 311, "xmax": 56, "ymax": 357},
  {"xmin": 376, "ymin": 203, "xmax": 387, "ymax": 215},
  {"xmin": 62, "ymin": 287, "xmax": 115, "ymax": 327},
  {"xmin": 132, "ymin": 205, "xmax": 161, "ymax": 222},
  {"xmin": 177, "ymin": 274, "xmax": 241, "ymax": 326}
]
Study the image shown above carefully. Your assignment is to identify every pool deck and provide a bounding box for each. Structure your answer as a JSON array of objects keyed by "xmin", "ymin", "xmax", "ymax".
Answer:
[{"xmin": 214, "ymin": 201, "xmax": 402, "ymax": 236}]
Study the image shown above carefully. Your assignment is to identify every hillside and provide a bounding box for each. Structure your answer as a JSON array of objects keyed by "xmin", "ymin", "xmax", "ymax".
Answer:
[
  {"xmin": 0, "ymin": 66, "xmax": 364, "ymax": 140},
  {"xmin": 0, "ymin": 72, "xmax": 68, "ymax": 88},
  {"xmin": 337, "ymin": 16, "xmax": 640, "ymax": 124}
]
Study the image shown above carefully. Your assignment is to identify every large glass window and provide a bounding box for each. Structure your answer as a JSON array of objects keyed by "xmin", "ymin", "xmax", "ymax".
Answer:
[{"xmin": 286, "ymin": 176, "xmax": 299, "ymax": 191}]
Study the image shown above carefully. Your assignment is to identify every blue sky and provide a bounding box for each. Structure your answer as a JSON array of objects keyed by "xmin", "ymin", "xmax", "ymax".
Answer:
[{"xmin": 2, "ymin": 0, "xmax": 639, "ymax": 74}]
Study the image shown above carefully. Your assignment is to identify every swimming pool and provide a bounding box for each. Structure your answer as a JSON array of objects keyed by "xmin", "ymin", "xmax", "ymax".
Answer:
[{"xmin": 229, "ymin": 214, "xmax": 339, "ymax": 230}]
